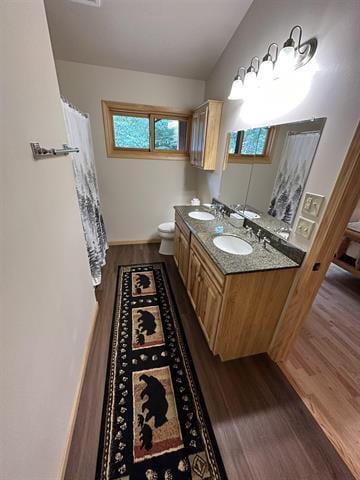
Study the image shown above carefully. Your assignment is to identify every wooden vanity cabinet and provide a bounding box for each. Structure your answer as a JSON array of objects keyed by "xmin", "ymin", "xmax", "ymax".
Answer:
[
  {"xmin": 190, "ymin": 100, "xmax": 223, "ymax": 170},
  {"xmin": 174, "ymin": 213, "xmax": 191, "ymax": 284},
  {"xmin": 174, "ymin": 215, "xmax": 297, "ymax": 360},
  {"xmin": 187, "ymin": 248, "xmax": 222, "ymax": 349},
  {"xmin": 213, "ymin": 267, "xmax": 297, "ymax": 360}
]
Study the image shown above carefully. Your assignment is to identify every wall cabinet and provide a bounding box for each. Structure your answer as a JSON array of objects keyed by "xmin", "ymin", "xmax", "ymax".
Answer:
[
  {"xmin": 190, "ymin": 100, "xmax": 223, "ymax": 170},
  {"xmin": 174, "ymin": 215, "xmax": 298, "ymax": 360}
]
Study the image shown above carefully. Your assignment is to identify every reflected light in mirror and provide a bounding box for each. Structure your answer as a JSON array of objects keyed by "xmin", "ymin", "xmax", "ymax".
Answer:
[{"xmin": 240, "ymin": 61, "xmax": 319, "ymax": 124}]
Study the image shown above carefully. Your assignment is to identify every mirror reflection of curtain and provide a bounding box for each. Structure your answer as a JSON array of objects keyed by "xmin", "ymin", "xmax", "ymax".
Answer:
[
  {"xmin": 62, "ymin": 100, "xmax": 108, "ymax": 286},
  {"xmin": 268, "ymin": 130, "xmax": 320, "ymax": 225}
]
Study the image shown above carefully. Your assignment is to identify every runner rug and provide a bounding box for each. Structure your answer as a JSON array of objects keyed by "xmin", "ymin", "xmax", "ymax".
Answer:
[{"xmin": 96, "ymin": 263, "xmax": 227, "ymax": 480}]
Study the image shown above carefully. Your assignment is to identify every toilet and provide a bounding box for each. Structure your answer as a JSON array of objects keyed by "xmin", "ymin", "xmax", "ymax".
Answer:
[{"xmin": 158, "ymin": 222, "xmax": 175, "ymax": 255}]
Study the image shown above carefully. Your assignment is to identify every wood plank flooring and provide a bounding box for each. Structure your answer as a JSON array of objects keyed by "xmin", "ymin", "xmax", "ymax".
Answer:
[
  {"xmin": 64, "ymin": 245, "xmax": 355, "ymax": 480},
  {"xmin": 282, "ymin": 263, "xmax": 360, "ymax": 479}
]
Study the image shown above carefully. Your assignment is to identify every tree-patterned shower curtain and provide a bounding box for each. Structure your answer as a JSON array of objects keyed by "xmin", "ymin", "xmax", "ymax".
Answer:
[
  {"xmin": 268, "ymin": 130, "xmax": 321, "ymax": 225},
  {"xmin": 62, "ymin": 99, "xmax": 108, "ymax": 286}
]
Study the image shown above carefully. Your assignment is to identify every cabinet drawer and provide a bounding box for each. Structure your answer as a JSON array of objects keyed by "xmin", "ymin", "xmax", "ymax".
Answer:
[{"xmin": 190, "ymin": 235, "xmax": 224, "ymax": 292}]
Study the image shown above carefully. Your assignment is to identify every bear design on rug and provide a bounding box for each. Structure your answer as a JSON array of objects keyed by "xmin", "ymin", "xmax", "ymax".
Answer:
[
  {"xmin": 135, "ymin": 274, "xmax": 151, "ymax": 294},
  {"xmin": 140, "ymin": 374, "xmax": 168, "ymax": 428},
  {"xmin": 135, "ymin": 328, "xmax": 145, "ymax": 346},
  {"xmin": 138, "ymin": 414, "xmax": 153, "ymax": 451},
  {"xmin": 137, "ymin": 309, "xmax": 157, "ymax": 336}
]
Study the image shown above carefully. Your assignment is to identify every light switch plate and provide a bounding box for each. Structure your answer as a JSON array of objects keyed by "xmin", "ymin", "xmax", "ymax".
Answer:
[
  {"xmin": 295, "ymin": 216, "xmax": 316, "ymax": 239},
  {"xmin": 302, "ymin": 192, "xmax": 325, "ymax": 219}
]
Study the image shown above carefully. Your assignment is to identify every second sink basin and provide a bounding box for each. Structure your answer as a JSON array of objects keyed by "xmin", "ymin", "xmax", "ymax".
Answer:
[
  {"xmin": 188, "ymin": 211, "xmax": 215, "ymax": 221},
  {"xmin": 213, "ymin": 234, "xmax": 253, "ymax": 255},
  {"xmin": 241, "ymin": 210, "xmax": 260, "ymax": 219}
]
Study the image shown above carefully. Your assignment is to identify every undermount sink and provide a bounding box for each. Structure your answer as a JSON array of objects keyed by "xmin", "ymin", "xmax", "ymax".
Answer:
[
  {"xmin": 241, "ymin": 210, "xmax": 260, "ymax": 220},
  {"xmin": 213, "ymin": 234, "xmax": 253, "ymax": 255},
  {"xmin": 188, "ymin": 211, "xmax": 215, "ymax": 221}
]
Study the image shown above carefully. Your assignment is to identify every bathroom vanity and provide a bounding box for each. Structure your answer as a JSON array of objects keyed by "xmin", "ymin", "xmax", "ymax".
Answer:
[{"xmin": 173, "ymin": 205, "xmax": 301, "ymax": 360}]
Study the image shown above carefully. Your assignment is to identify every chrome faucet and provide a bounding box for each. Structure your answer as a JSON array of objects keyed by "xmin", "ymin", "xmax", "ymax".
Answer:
[
  {"xmin": 213, "ymin": 204, "xmax": 225, "ymax": 219},
  {"xmin": 245, "ymin": 226, "xmax": 254, "ymax": 239},
  {"xmin": 275, "ymin": 226, "xmax": 291, "ymax": 239},
  {"xmin": 263, "ymin": 236, "xmax": 271, "ymax": 249}
]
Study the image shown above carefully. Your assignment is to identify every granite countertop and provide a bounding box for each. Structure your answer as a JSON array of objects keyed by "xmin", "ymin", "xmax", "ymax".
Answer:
[
  {"xmin": 233, "ymin": 203, "xmax": 292, "ymax": 239},
  {"xmin": 174, "ymin": 205, "xmax": 300, "ymax": 275}
]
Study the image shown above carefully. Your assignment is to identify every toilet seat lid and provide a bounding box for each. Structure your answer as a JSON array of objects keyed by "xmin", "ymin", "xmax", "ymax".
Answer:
[{"xmin": 158, "ymin": 222, "xmax": 175, "ymax": 233}]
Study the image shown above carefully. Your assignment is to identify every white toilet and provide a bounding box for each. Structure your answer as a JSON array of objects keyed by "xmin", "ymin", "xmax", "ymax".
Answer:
[{"xmin": 158, "ymin": 222, "xmax": 175, "ymax": 255}]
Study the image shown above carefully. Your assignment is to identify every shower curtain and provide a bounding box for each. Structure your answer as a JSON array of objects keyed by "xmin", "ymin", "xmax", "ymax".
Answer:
[
  {"xmin": 62, "ymin": 100, "xmax": 108, "ymax": 286},
  {"xmin": 268, "ymin": 130, "xmax": 321, "ymax": 225}
]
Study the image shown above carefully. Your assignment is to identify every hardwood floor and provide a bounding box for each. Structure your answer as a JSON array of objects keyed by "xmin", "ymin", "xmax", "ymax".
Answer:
[
  {"xmin": 65, "ymin": 245, "xmax": 354, "ymax": 480},
  {"xmin": 282, "ymin": 263, "xmax": 360, "ymax": 479}
]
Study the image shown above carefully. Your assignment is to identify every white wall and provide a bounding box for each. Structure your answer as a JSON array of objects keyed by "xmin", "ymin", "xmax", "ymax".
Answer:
[
  {"xmin": 56, "ymin": 61, "xmax": 205, "ymax": 242},
  {"xmin": 0, "ymin": 1, "xmax": 96, "ymax": 479},
  {"xmin": 199, "ymin": 0, "xmax": 360, "ymax": 247}
]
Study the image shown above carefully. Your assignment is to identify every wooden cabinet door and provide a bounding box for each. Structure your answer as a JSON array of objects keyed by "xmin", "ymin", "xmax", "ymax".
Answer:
[
  {"xmin": 197, "ymin": 268, "xmax": 222, "ymax": 347},
  {"xmin": 187, "ymin": 249, "xmax": 202, "ymax": 309},
  {"xmin": 190, "ymin": 111, "xmax": 199, "ymax": 166},
  {"xmin": 174, "ymin": 224, "xmax": 181, "ymax": 268},
  {"xmin": 196, "ymin": 105, "xmax": 208, "ymax": 167},
  {"xmin": 187, "ymin": 247, "xmax": 222, "ymax": 349},
  {"xmin": 178, "ymin": 230, "xmax": 189, "ymax": 284}
]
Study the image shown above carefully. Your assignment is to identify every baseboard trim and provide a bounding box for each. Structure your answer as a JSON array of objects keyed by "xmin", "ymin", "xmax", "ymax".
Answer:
[
  {"xmin": 109, "ymin": 239, "xmax": 160, "ymax": 246},
  {"xmin": 59, "ymin": 301, "xmax": 99, "ymax": 480}
]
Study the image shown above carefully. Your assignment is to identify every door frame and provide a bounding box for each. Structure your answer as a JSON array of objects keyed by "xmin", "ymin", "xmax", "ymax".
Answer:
[{"xmin": 269, "ymin": 121, "xmax": 360, "ymax": 362}]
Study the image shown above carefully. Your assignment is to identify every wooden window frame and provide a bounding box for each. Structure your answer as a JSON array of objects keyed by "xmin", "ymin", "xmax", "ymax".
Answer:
[
  {"xmin": 228, "ymin": 127, "xmax": 276, "ymax": 164},
  {"xmin": 102, "ymin": 100, "xmax": 192, "ymax": 160}
]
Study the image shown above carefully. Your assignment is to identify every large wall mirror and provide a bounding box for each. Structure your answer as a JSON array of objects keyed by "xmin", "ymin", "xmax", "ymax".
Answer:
[{"xmin": 220, "ymin": 117, "xmax": 326, "ymax": 239}]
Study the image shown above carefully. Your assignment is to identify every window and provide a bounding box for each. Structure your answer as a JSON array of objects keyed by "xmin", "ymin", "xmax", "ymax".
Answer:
[
  {"xmin": 102, "ymin": 101, "xmax": 191, "ymax": 159},
  {"xmin": 113, "ymin": 114, "xmax": 150, "ymax": 149},
  {"xmin": 227, "ymin": 127, "xmax": 275, "ymax": 164}
]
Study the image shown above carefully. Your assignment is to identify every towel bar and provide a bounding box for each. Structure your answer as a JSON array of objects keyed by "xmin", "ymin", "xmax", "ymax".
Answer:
[{"xmin": 30, "ymin": 142, "xmax": 79, "ymax": 160}]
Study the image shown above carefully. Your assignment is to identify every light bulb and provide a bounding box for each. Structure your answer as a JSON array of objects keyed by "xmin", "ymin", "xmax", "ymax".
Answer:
[
  {"xmin": 275, "ymin": 46, "xmax": 296, "ymax": 77},
  {"xmin": 228, "ymin": 77, "xmax": 244, "ymax": 100},
  {"xmin": 257, "ymin": 60, "xmax": 274, "ymax": 86},
  {"xmin": 244, "ymin": 70, "xmax": 257, "ymax": 89}
]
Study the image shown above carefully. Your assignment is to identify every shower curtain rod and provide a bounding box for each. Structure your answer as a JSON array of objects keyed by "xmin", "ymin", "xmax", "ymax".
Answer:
[
  {"xmin": 61, "ymin": 96, "xmax": 88, "ymax": 118},
  {"xmin": 288, "ymin": 130, "xmax": 320, "ymax": 136}
]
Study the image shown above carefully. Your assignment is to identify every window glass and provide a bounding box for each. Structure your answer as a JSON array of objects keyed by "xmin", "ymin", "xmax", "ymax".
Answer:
[
  {"xmin": 113, "ymin": 115, "xmax": 150, "ymax": 149},
  {"xmin": 154, "ymin": 118, "xmax": 187, "ymax": 151},
  {"xmin": 228, "ymin": 131, "xmax": 238, "ymax": 154},
  {"xmin": 241, "ymin": 127, "xmax": 269, "ymax": 155}
]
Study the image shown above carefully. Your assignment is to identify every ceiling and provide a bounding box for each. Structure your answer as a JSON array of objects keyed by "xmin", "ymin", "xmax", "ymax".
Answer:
[{"xmin": 44, "ymin": 0, "xmax": 252, "ymax": 80}]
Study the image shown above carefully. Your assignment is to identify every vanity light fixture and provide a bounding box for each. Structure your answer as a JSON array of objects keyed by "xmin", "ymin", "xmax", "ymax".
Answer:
[
  {"xmin": 244, "ymin": 57, "xmax": 259, "ymax": 90},
  {"xmin": 257, "ymin": 43, "xmax": 278, "ymax": 86},
  {"xmin": 228, "ymin": 25, "xmax": 317, "ymax": 100},
  {"xmin": 228, "ymin": 67, "xmax": 246, "ymax": 100},
  {"xmin": 275, "ymin": 25, "xmax": 306, "ymax": 77}
]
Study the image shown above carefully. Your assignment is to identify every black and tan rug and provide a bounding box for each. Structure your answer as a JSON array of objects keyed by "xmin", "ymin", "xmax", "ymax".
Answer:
[{"xmin": 96, "ymin": 263, "xmax": 227, "ymax": 480}]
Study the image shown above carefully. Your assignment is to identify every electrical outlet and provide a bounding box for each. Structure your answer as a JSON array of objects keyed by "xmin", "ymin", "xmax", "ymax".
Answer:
[
  {"xmin": 302, "ymin": 192, "xmax": 325, "ymax": 219},
  {"xmin": 295, "ymin": 216, "xmax": 315, "ymax": 239}
]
